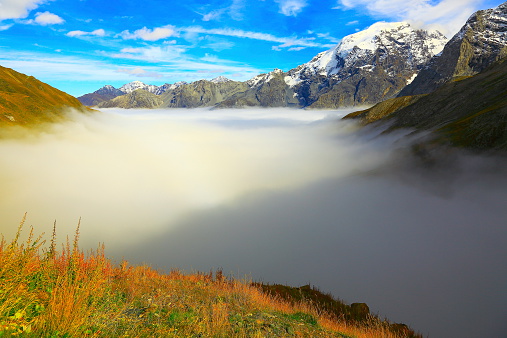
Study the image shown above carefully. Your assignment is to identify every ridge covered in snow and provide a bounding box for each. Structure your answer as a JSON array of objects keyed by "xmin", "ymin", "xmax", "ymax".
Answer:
[
  {"xmin": 211, "ymin": 76, "xmax": 232, "ymax": 83},
  {"xmin": 285, "ymin": 21, "xmax": 448, "ymax": 87},
  {"xmin": 119, "ymin": 81, "xmax": 159, "ymax": 94}
]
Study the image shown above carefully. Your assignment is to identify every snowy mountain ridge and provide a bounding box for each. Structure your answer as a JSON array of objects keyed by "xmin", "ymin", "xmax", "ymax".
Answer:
[
  {"xmin": 285, "ymin": 21, "xmax": 448, "ymax": 88},
  {"xmin": 119, "ymin": 81, "xmax": 159, "ymax": 94}
]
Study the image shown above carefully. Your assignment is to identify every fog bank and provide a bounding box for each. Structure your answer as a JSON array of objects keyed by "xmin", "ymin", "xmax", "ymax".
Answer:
[{"xmin": 0, "ymin": 108, "xmax": 506, "ymax": 337}]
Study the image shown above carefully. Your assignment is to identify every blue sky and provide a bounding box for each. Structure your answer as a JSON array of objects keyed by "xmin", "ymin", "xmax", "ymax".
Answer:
[{"xmin": 0, "ymin": 0, "xmax": 504, "ymax": 96}]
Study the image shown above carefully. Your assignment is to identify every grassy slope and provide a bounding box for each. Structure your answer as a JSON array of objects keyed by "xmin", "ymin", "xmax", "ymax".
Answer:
[
  {"xmin": 0, "ymin": 66, "xmax": 89, "ymax": 126},
  {"xmin": 344, "ymin": 58, "xmax": 507, "ymax": 151},
  {"xmin": 0, "ymin": 219, "xmax": 419, "ymax": 338}
]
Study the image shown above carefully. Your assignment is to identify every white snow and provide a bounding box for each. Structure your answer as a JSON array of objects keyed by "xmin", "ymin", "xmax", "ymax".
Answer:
[
  {"xmin": 119, "ymin": 81, "xmax": 158, "ymax": 94},
  {"xmin": 211, "ymin": 76, "xmax": 232, "ymax": 83},
  {"xmin": 284, "ymin": 21, "xmax": 448, "ymax": 88}
]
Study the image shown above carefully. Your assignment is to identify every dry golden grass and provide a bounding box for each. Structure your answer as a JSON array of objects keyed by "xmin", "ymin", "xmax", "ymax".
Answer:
[{"xmin": 0, "ymin": 217, "xmax": 415, "ymax": 337}]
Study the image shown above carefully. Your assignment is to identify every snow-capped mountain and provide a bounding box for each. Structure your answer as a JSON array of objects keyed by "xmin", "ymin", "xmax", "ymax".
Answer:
[
  {"xmin": 286, "ymin": 22, "xmax": 446, "ymax": 86},
  {"xmin": 119, "ymin": 81, "xmax": 158, "ymax": 94},
  {"xmin": 154, "ymin": 81, "xmax": 188, "ymax": 95},
  {"xmin": 80, "ymin": 22, "xmax": 449, "ymax": 109},
  {"xmin": 78, "ymin": 84, "xmax": 124, "ymax": 106},
  {"xmin": 400, "ymin": 1, "xmax": 507, "ymax": 96},
  {"xmin": 284, "ymin": 21, "xmax": 447, "ymax": 107},
  {"xmin": 210, "ymin": 76, "xmax": 232, "ymax": 84},
  {"xmin": 246, "ymin": 69, "xmax": 284, "ymax": 88}
]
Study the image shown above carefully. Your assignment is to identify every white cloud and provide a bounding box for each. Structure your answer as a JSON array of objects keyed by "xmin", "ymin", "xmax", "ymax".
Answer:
[
  {"xmin": 114, "ymin": 45, "xmax": 186, "ymax": 62},
  {"xmin": 275, "ymin": 0, "xmax": 308, "ymax": 16},
  {"xmin": 181, "ymin": 26, "xmax": 334, "ymax": 50},
  {"xmin": 119, "ymin": 26, "xmax": 177, "ymax": 41},
  {"xmin": 200, "ymin": 0, "xmax": 245, "ymax": 21},
  {"xmin": 0, "ymin": 23, "xmax": 13, "ymax": 30},
  {"xmin": 202, "ymin": 9, "xmax": 226, "ymax": 21},
  {"xmin": 0, "ymin": 0, "xmax": 46, "ymax": 21},
  {"xmin": 67, "ymin": 29, "xmax": 106, "ymax": 37},
  {"xmin": 33, "ymin": 11, "xmax": 64, "ymax": 25},
  {"xmin": 338, "ymin": 0, "xmax": 484, "ymax": 35}
]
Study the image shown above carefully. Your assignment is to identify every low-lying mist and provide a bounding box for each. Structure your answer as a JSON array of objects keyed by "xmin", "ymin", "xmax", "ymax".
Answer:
[{"xmin": 0, "ymin": 107, "xmax": 506, "ymax": 338}]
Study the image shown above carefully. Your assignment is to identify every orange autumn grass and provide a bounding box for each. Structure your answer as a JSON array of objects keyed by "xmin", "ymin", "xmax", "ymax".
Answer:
[{"xmin": 0, "ymin": 216, "xmax": 410, "ymax": 337}]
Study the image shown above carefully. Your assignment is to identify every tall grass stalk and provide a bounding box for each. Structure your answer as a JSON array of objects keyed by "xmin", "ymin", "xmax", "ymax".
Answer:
[{"xmin": 0, "ymin": 219, "xmax": 417, "ymax": 337}]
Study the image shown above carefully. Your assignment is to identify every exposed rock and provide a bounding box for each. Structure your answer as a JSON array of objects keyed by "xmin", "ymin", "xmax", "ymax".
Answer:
[
  {"xmin": 160, "ymin": 80, "xmax": 249, "ymax": 108},
  {"xmin": 346, "ymin": 57, "xmax": 507, "ymax": 151},
  {"xmin": 98, "ymin": 89, "xmax": 163, "ymax": 109},
  {"xmin": 287, "ymin": 22, "xmax": 447, "ymax": 108},
  {"xmin": 78, "ymin": 85, "xmax": 124, "ymax": 106},
  {"xmin": 399, "ymin": 1, "xmax": 507, "ymax": 96}
]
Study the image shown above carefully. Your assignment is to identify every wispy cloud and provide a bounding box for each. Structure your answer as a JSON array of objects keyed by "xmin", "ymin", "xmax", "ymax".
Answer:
[
  {"xmin": 0, "ymin": 23, "xmax": 13, "ymax": 31},
  {"xmin": 275, "ymin": 0, "xmax": 308, "ymax": 16},
  {"xmin": 116, "ymin": 67, "xmax": 163, "ymax": 78},
  {"xmin": 199, "ymin": 0, "xmax": 245, "ymax": 21},
  {"xmin": 0, "ymin": 49, "xmax": 262, "ymax": 87},
  {"xmin": 119, "ymin": 26, "xmax": 178, "ymax": 41},
  {"xmin": 0, "ymin": 0, "xmax": 45, "ymax": 21},
  {"xmin": 113, "ymin": 45, "xmax": 187, "ymax": 62},
  {"xmin": 67, "ymin": 29, "xmax": 106, "ymax": 38},
  {"xmin": 180, "ymin": 26, "xmax": 333, "ymax": 50},
  {"xmin": 346, "ymin": 20, "xmax": 359, "ymax": 25},
  {"xmin": 338, "ymin": 0, "xmax": 483, "ymax": 35},
  {"xmin": 23, "ymin": 11, "xmax": 65, "ymax": 26}
]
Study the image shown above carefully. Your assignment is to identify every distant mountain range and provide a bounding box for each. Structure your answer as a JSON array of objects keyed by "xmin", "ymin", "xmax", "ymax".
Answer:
[
  {"xmin": 346, "ymin": 1, "xmax": 507, "ymax": 152},
  {"xmin": 78, "ymin": 21, "xmax": 448, "ymax": 109},
  {"xmin": 1, "ymin": 1, "xmax": 506, "ymax": 152}
]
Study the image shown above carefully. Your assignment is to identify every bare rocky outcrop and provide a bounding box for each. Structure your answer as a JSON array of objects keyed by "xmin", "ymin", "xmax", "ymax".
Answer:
[{"xmin": 399, "ymin": 2, "xmax": 507, "ymax": 96}]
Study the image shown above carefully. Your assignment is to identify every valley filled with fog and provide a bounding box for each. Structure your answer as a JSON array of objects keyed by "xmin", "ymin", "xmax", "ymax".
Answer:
[{"xmin": 0, "ymin": 108, "xmax": 506, "ymax": 337}]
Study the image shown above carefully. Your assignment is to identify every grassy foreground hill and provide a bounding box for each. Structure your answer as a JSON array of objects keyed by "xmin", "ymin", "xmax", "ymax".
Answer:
[
  {"xmin": 0, "ymin": 217, "xmax": 420, "ymax": 337},
  {"xmin": 0, "ymin": 66, "xmax": 89, "ymax": 126}
]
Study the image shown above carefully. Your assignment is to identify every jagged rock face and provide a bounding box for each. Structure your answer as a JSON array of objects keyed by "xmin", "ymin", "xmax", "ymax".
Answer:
[
  {"xmin": 78, "ymin": 85, "xmax": 124, "ymax": 106},
  {"xmin": 119, "ymin": 81, "xmax": 158, "ymax": 94},
  {"xmin": 218, "ymin": 69, "xmax": 298, "ymax": 108},
  {"xmin": 160, "ymin": 80, "xmax": 249, "ymax": 108},
  {"xmin": 347, "ymin": 56, "xmax": 507, "ymax": 151},
  {"xmin": 284, "ymin": 22, "xmax": 447, "ymax": 108},
  {"xmin": 154, "ymin": 82, "xmax": 188, "ymax": 95},
  {"xmin": 400, "ymin": 1, "xmax": 507, "ymax": 96},
  {"xmin": 97, "ymin": 89, "xmax": 163, "ymax": 109}
]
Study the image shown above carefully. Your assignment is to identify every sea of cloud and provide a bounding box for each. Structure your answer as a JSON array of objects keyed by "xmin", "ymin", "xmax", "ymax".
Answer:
[{"xmin": 0, "ymin": 107, "xmax": 506, "ymax": 337}]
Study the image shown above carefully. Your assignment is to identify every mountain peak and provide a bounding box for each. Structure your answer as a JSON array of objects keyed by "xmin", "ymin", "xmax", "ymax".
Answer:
[
  {"xmin": 119, "ymin": 81, "xmax": 158, "ymax": 94},
  {"xmin": 399, "ymin": 1, "xmax": 507, "ymax": 96},
  {"xmin": 284, "ymin": 21, "xmax": 447, "ymax": 94},
  {"xmin": 211, "ymin": 76, "xmax": 232, "ymax": 83}
]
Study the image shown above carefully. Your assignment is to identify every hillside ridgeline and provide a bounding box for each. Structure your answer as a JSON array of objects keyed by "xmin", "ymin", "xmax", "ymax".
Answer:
[{"xmin": 0, "ymin": 66, "xmax": 90, "ymax": 126}]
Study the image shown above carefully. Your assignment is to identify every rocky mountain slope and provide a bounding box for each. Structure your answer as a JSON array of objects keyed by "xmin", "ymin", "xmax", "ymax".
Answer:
[
  {"xmin": 160, "ymin": 79, "xmax": 249, "ymax": 108},
  {"xmin": 97, "ymin": 89, "xmax": 163, "ymax": 109},
  {"xmin": 286, "ymin": 22, "xmax": 447, "ymax": 108},
  {"xmin": 78, "ymin": 85, "xmax": 124, "ymax": 106},
  {"xmin": 399, "ymin": 1, "xmax": 507, "ymax": 96},
  {"xmin": 346, "ymin": 2, "xmax": 507, "ymax": 152},
  {"xmin": 80, "ymin": 22, "xmax": 447, "ymax": 109},
  {"xmin": 0, "ymin": 65, "xmax": 89, "ymax": 126},
  {"xmin": 346, "ymin": 56, "xmax": 507, "ymax": 151}
]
